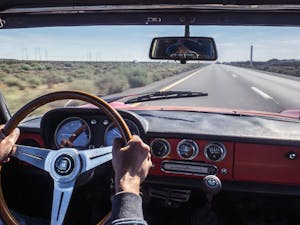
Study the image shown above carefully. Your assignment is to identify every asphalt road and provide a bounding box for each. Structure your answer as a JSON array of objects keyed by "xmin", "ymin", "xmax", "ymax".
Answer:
[{"xmin": 132, "ymin": 64, "xmax": 300, "ymax": 113}]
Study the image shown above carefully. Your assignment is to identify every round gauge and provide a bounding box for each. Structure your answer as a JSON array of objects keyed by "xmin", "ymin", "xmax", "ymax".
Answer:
[
  {"xmin": 150, "ymin": 139, "xmax": 170, "ymax": 158},
  {"xmin": 176, "ymin": 139, "xmax": 199, "ymax": 160},
  {"xmin": 204, "ymin": 142, "xmax": 227, "ymax": 162},
  {"xmin": 55, "ymin": 117, "xmax": 91, "ymax": 149},
  {"xmin": 104, "ymin": 119, "xmax": 140, "ymax": 146}
]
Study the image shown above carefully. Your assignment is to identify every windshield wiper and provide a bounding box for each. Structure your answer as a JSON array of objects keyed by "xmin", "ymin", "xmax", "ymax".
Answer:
[{"xmin": 125, "ymin": 91, "xmax": 208, "ymax": 104}]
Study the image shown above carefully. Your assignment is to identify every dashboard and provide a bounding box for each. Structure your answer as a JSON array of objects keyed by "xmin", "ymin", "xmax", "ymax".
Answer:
[{"xmin": 18, "ymin": 107, "xmax": 300, "ymax": 195}]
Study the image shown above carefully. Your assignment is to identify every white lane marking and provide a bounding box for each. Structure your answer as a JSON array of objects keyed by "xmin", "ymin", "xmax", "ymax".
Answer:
[
  {"xmin": 131, "ymin": 68, "xmax": 202, "ymax": 107},
  {"xmin": 159, "ymin": 69, "xmax": 201, "ymax": 92},
  {"xmin": 231, "ymin": 73, "xmax": 237, "ymax": 78},
  {"xmin": 251, "ymin": 87, "xmax": 273, "ymax": 99}
]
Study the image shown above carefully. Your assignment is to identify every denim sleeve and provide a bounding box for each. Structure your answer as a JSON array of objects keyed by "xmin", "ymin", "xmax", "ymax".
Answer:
[{"xmin": 111, "ymin": 192, "xmax": 147, "ymax": 225}]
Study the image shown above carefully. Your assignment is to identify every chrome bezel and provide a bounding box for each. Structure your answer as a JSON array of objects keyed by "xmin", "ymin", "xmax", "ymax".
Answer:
[
  {"xmin": 204, "ymin": 142, "xmax": 227, "ymax": 162},
  {"xmin": 176, "ymin": 139, "xmax": 199, "ymax": 160},
  {"xmin": 161, "ymin": 160, "xmax": 217, "ymax": 176},
  {"xmin": 104, "ymin": 119, "xmax": 140, "ymax": 146},
  {"xmin": 150, "ymin": 138, "xmax": 171, "ymax": 158},
  {"xmin": 54, "ymin": 117, "xmax": 91, "ymax": 149}
]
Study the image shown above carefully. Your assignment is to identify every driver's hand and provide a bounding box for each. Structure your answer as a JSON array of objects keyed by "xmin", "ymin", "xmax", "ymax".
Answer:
[
  {"xmin": 0, "ymin": 125, "xmax": 20, "ymax": 164},
  {"xmin": 112, "ymin": 135, "xmax": 152, "ymax": 195}
]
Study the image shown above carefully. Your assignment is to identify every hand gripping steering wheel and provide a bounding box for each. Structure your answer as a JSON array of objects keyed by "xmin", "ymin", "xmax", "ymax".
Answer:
[{"xmin": 0, "ymin": 91, "xmax": 132, "ymax": 225}]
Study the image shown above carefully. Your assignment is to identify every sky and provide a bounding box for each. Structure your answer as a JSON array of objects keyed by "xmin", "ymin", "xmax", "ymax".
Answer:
[{"xmin": 1, "ymin": 25, "xmax": 300, "ymax": 62}]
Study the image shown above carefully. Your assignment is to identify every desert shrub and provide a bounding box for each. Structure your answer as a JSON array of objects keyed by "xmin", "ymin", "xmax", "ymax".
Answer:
[
  {"xmin": 124, "ymin": 68, "xmax": 150, "ymax": 88},
  {"xmin": 96, "ymin": 75, "xmax": 129, "ymax": 94},
  {"xmin": 0, "ymin": 63, "xmax": 12, "ymax": 73},
  {"xmin": 45, "ymin": 64, "xmax": 53, "ymax": 70},
  {"xmin": 5, "ymin": 77, "xmax": 26, "ymax": 90},
  {"xmin": 30, "ymin": 63, "xmax": 45, "ymax": 70},
  {"xmin": 46, "ymin": 73, "xmax": 68, "ymax": 88},
  {"xmin": 20, "ymin": 63, "xmax": 32, "ymax": 71},
  {"xmin": 27, "ymin": 77, "xmax": 42, "ymax": 88}
]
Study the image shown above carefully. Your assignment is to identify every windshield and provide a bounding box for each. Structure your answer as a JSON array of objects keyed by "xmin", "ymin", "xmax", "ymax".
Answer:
[{"xmin": 1, "ymin": 25, "xmax": 300, "ymax": 115}]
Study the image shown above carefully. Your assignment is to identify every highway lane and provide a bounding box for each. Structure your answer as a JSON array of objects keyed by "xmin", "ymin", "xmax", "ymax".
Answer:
[{"xmin": 137, "ymin": 64, "xmax": 300, "ymax": 113}]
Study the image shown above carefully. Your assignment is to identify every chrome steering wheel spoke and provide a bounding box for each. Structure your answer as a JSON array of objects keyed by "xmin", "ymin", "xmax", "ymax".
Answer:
[
  {"xmin": 14, "ymin": 145, "xmax": 113, "ymax": 225},
  {"xmin": 80, "ymin": 146, "xmax": 112, "ymax": 172},
  {"xmin": 51, "ymin": 181, "xmax": 75, "ymax": 225},
  {"xmin": 14, "ymin": 145, "xmax": 51, "ymax": 171}
]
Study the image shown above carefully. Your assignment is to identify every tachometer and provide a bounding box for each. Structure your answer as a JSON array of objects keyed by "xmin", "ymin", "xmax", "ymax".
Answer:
[
  {"xmin": 55, "ymin": 117, "xmax": 91, "ymax": 149},
  {"xmin": 104, "ymin": 119, "xmax": 140, "ymax": 146}
]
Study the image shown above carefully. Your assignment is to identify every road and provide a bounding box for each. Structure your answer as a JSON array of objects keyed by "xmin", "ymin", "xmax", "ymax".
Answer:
[{"xmin": 127, "ymin": 64, "xmax": 300, "ymax": 113}]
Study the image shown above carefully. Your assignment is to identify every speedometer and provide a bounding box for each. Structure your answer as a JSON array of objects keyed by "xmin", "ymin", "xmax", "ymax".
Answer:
[
  {"xmin": 55, "ymin": 117, "xmax": 91, "ymax": 149},
  {"xmin": 104, "ymin": 119, "xmax": 140, "ymax": 146}
]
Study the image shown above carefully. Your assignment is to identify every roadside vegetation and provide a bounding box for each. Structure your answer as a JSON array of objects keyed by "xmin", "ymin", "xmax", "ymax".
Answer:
[
  {"xmin": 228, "ymin": 59, "xmax": 300, "ymax": 77},
  {"xmin": 0, "ymin": 60, "xmax": 202, "ymax": 114}
]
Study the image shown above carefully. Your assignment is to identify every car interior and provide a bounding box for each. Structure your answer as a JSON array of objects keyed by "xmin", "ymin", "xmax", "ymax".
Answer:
[{"xmin": 0, "ymin": 1, "xmax": 300, "ymax": 225}]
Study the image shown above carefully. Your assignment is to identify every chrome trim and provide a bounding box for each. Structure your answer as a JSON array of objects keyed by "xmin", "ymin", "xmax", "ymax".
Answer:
[
  {"xmin": 204, "ymin": 142, "xmax": 227, "ymax": 162},
  {"xmin": 2, "ymin": 5, "xmax": 300, "ymax": 14},
  {"xmin": 104, "ymin": 118, "xmax": 140, "ymax": 146},
  {"xmin": 176, "ymin": 139, "xmax": 199, "ymax": 160},
  {"xmin": 54, "ymin": 117, "xmax": 91, "ymax": 149},
  {"xmin": 0, "ymin": 18, "xmax": 5, "ymax": 28},
  {"xmin": 161, "ymin": 160, "xmax": 217, "ymax": 177},
  {"xmin": 150, "ymin": 138, "xmax": 171, "ymax": 158}
]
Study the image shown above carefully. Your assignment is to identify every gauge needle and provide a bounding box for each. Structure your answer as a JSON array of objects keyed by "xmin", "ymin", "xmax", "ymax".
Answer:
[
  {"xmin": 68, "ymin": 124, "xmax": 87, "ymax": 143},
  {"xmin": 60, "ymin": 124, "xmax": 87, "ymax": 148}
]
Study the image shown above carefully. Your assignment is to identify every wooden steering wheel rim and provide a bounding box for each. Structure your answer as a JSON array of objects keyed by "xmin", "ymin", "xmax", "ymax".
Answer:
[{"xmin": 0, "ymin": 90, "xmax": 132, "ymax": 225}]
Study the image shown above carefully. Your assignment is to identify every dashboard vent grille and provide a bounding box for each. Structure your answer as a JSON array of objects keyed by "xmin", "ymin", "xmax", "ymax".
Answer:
[{"xmin": 149, "ymin": 187, "xmax": 191, "ymax": 202}]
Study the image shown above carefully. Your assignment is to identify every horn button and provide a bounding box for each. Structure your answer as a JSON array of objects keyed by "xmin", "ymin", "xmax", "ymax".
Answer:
[
  {"xmin": 46, "ymin": 148, "xmax": 82, "ymax": 183},
  {"xmin": 54, "ymin": 154, "xmax": 74, "ymax": 176}
]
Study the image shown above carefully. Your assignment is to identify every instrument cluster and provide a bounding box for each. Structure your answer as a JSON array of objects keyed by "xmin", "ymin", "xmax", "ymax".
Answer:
[{"xmin": 42, "ymin": 109, "xmax": 142, "ymax": 150}]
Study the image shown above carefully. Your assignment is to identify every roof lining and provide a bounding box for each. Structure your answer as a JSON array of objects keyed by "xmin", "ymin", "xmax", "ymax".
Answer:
[{"xmin": 1, "ymin": 4, "xmax": 300, "ymax": 28}]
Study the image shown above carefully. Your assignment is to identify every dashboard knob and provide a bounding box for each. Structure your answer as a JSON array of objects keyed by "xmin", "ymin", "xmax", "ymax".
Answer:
[
  {"xmin": 202, "ymin": 175, "xmax": 222, "ymax": 195},
  {"xmin": 287, "ymin": 152, "xmax": 297, "ymax": 160}
]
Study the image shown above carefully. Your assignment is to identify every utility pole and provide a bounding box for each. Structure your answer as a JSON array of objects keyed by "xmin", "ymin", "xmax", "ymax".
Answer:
[
  {"xmin": 45, "ymin": 50, "xmax": 48, "ymax": 61},
  {"xmin": 250, "ymin": 45, "xmax": 253, "ymax": 67}
]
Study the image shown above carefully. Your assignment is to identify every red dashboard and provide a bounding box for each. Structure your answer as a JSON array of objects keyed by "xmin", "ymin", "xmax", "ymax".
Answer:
[
  {"xmin": 147, "ymin": 138, "xmax": 300, "ymax": 186},
  {"xmin": 17, "ymin": 132, "xmax": 300, "ymax": 186}
]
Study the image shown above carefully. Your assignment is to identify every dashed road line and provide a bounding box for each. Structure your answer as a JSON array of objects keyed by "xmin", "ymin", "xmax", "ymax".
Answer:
[{"xmin": 251, "ymin": 87, "xmax": 273, "ymax": 99}]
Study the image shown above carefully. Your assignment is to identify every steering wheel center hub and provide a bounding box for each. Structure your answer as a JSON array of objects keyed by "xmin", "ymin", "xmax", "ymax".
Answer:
[
  {"xmin": 54, "ymin": 154, "xmax": 75, "ymax": 176},
  {"xmin": 46, "ymin": 148, "xmax": 82, "ymax": 182}
]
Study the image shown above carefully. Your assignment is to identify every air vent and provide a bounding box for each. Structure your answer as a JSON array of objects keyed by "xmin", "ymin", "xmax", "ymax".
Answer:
[{"xmin": 149, "ymin": 187, "xmax": 191, "ymax": 203}]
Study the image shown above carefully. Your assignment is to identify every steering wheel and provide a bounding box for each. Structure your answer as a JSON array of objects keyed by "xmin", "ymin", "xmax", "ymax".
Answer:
[{"xmin": 0, "ymin": 91, "xmax": 132, "ymax": 225}]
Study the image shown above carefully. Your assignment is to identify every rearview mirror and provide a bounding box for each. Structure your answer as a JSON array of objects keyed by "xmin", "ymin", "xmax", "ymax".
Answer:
[{"xmin": 149, "ymin": 37, "xmax": 217, "ymax": 61}]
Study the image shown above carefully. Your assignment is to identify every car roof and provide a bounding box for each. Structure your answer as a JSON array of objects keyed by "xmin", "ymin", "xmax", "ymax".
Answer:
[{"xmin": 1, "ymin": 1, "xmax": 300, "ymax": 28}]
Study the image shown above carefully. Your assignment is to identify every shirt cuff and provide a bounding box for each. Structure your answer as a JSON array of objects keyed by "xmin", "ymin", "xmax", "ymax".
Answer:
[{"xmin": 111, "ymin": 192, "xmax": 144, "ymax": 221}]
